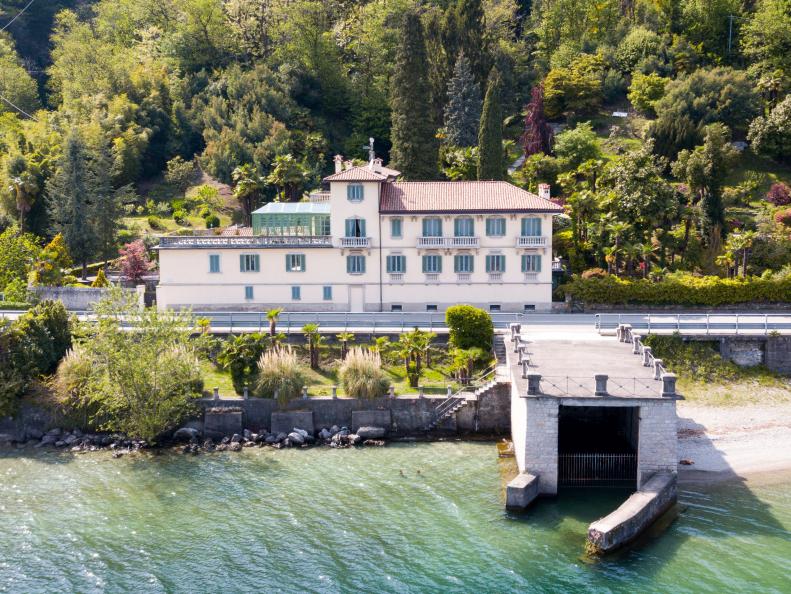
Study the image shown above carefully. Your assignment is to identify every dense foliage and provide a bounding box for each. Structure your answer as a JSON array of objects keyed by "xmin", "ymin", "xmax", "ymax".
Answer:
[{"xmin": 446, "ymin": 305, "xmax": 494, "ymax": 351}]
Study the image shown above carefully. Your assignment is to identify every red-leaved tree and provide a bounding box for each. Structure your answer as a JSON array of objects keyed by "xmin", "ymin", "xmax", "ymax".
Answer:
[
  {"xmin": 766, "ymin": 182, "xmax": 791, "ymax": 206},
  {"xmin": 521, "ymin": 84, "xmax": 554, "ymax": 158},
  {"xmin": 119, "ymin": 240, "xmax": 153, "ymax": 283}
]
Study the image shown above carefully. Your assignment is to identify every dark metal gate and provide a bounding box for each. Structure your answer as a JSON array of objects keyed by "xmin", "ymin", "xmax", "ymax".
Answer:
[{"xmin": 558, "ymin": 453, "xmax": 637, "ymax": 487}]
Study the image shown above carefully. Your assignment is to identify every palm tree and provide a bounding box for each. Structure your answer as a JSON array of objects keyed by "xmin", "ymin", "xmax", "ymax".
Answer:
[
  {"xmin": 232, "ymin": 164, "xmax": 266, "ymax": 226},
  {"xmin": 605, "ymin": 219, "xmax": 631, "ymax": 275},
  {"xmin": 267, "ymin": 308, "xmax": 283, "ymax": 336},
  {"xmin": 6, "ymin": 155, "xmax": 39, "ymax": 232},
  {"xmin": 724, "ymin": 231, "xmax": 757, "ymax": 277},
  {"xmin": 302, "ymin": 323, "xmax": 322, "ymax": 369},
  {"xmin": 265, "ymin": 154, "xmax": 307, "ymax": 202},
  {"xmin": 336, "ymin": 332, "xmax": 355, "ymax": 359},
  {"xmin": 639, "ymin": 242, "xmax": 657, "ymax": 279}
]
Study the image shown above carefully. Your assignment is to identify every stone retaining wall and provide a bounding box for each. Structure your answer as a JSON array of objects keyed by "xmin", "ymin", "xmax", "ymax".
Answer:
[{"xmin": 197, "ymin": 383, "xmax": 510, "ymax": 437}]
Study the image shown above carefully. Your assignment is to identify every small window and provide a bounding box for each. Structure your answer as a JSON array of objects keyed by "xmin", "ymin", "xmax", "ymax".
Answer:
[
  {"xmin": 386, "ymin": 255, "xmax": 406, "ymax": 273},
  {"xmin": 521, "ymin": 217, "xmax": 542, "ymax": 236},
  {"xmin": 422, "ymin": 217, "xmax": 443, "ymax": 237},
  {"xmin": 209, "ymin": 254, "xmax": 220, "ymax": 273},
  {"xmin": 347, "ymin": 184, "xmax": 364, "ymax": 202},
  {"xmin": 454, "ymin": 217, "xmax": 474, "ymax": 237},
  {"xmin": 291, "ymin": 286, "xmax": 301, "ymax": 300},
  {"xmin": 524, "ymin": 304, "xmax": 536, "ymax": 311},
  {"xmin": 323, "ymin": 286, "xmax": 332, "ymax": 300},
  {"xmin": 521, "ymin": 254, "xmax": 542, "ymax": 272},
  {"xmin": 391, "ymin": 218, "xmax": 403, "ymax": 238},
  {"xmin": 391, "ymin": 304, "xmax": 403, "ymax": 312},
  {"xmin": 345, "ymin": 217, "xmax": 366, "ymax": 237},
  {"xmin": 486, "ymin": 255, "xmax": 506, "ymax": 273},
  {"xmin": 422, "ymin": 254, "xmax": 442, "ymax": 273},
  {"xmin": 347, "ymin": 254, "xmax": 366, "ymax": 274},
  {"xmin": 286, "ymin": 253, "xmax": 306, "ymax": 272},
  {"xmin": 426, "ymin": 304, "xmax": 438, "ymax": 312},
  {"xmin": 489, "ymin": 304, "xmax": 501, "ymax": 312},
  {"xmin": 486, "ymin": 217, "xmax": 506, "ymax": 237},
  {"xmin": 244, "ymin": 286, "xmax": 254, "ymax": 300},
  {"xmin": 454, "ymin": 254, "xmax": 474, "ymax": 273},
  {"xmin": 240, "ymin": 254, "xmax": 260, "ymax": 272}
]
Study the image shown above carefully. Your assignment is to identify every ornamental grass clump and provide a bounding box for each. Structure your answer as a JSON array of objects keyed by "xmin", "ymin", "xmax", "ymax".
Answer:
[
  {"xmin": 339, "ymin": 348, "xmax": 390, "ymax": 399},
  {"xmin": 255, "ymin": 347, "xmax": 306, "ymax": 405}
]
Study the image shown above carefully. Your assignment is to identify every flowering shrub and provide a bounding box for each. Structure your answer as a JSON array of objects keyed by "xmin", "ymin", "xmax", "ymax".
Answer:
[{"xmin": 766, "ymin": 183, "xmax": 791, "ymax": 206}]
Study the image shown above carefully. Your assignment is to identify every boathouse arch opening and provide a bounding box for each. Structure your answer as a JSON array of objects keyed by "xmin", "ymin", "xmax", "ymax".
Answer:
[{"xmin": 558, "ymin": 405, "xmax": 639, "ymax": 489}]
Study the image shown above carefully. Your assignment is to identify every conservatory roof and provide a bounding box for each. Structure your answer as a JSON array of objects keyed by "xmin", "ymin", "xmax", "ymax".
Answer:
[{"xmin": 252, "ymin": 202, "xmax": 330, "ymax": 214}]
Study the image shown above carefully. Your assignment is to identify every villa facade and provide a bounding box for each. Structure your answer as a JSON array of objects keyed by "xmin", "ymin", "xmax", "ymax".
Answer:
[{"xmin": 156, "ymin": 158, "xmax": 563, "ymax": 312}]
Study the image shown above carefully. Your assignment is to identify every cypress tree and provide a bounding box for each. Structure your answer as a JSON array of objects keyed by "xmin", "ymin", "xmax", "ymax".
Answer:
[
  {"xmin": 478, "ymin": 68, "xmax": 504, "ymax": 180},
  {"xmin": 453, "ymin": 0, "xmax": 489, "ymax": 87},
  {"xmin": 92, "ymin": 140, "xmax": 122, "ymax": 264},
  {"xmin": 390, "ymin": 11, "xmax": 439, "ymax": 180},
  {"xmin": 47, "ymin": 131, "xmax": 97, "ymax": 279},
  {"xmin": 443, "ymin": 53, "xmax": 483, "ymax": 147}
]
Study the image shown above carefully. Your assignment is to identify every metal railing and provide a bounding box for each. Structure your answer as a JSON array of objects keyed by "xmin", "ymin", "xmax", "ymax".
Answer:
[
  {"xmin": 426, "ymin": 363, "xmax": 498, "ymax": 430},
  {"xmin": 559, "ymin": 453, "xmax": 637, "ymax": 487},
  {"xmin": 596, "ymin": 313, "xmax": 791, "ymax": 335},
  {"xmin": 537, "ymin": 376, "xmax": 660, "ymax": 397}
]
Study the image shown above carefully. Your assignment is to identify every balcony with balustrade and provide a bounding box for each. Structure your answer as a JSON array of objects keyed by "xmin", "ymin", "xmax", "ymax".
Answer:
[
  {"xmin": 516, "ymin": 236, "xmax": 548, "ymax": 248},
  {"xmin": 339, "ymin": 236, "xmax": 372, "ymax": 248},
  {"xmin": 417, "ymin": 236, "xmax": 480, "ymax": 249}
]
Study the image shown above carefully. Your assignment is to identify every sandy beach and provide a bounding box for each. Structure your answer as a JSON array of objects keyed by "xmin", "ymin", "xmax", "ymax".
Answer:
[{"xmin": 677, "ymin": 402, "xmax": 791, "ymax": 481}]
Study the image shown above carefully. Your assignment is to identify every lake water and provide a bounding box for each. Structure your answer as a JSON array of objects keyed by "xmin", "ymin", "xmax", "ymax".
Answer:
[{"xmin": 2, "ymin": 442, "xmax": 790, "ymax": 593}]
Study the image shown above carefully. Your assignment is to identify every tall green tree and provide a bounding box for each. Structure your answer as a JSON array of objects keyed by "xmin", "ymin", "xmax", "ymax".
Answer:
[
  {"xmin": 477, "ymin": 67, "xmax": 504, "ymax": 180},
  {"xmin": 450, "ymin": 0, "xmax": 490, "ymax": 85},
  {"xmin": 389, "ymin": 11, "xmax": 438, "ymax": 180},
  {"xmin": 443, "ymin": 53, "xmax": 482, "ymax": 147},
  {"xmin": 92, "ymin": 142, "xmax": 121, "ymax": 263},
  {"xmin": 47, "ymin": 132, "xmax": 97, "ymax": 280},
  {"xmin": 672, "ymin": 123, "xmax": 738, "ymax": 248}
]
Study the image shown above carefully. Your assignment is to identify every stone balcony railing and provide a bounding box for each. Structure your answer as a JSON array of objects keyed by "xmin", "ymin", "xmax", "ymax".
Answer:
[
  {"xmin": 523, "ymin": 272, "xmax": 539, "ymax": 282},
  {"xmin": 456, "ymin": 273, "xmax": 472, "ymax": 283},
  {"xmin": 488, "ymin": 272, "xmax": 503, "ymax": 283},
  {"xmin": 389, "ymin": 273, "xmax": 404, "ymax": 283},
  {"xmin": 339, "ymin": 237, "xmax": 371, "ymax": 248},
  {"xmin": 158, "ymin": 235, "xmax": 333, "ymax": 249},
  {"xmin": 516, "ymin": 236, "xmax": 548, "ymax": 248},
  {"xmin": 424, "ymin": 273, "xmax": 440, "ymax": 283},
  {"xmin": 417, "ymin": 236, "xmax": 480, "ymax": 248}
]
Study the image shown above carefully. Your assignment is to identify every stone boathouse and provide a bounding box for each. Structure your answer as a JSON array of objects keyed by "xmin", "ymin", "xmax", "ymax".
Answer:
[{"xmin": 505, "ymin": 323, "xmax": 680, "ymax": 552}]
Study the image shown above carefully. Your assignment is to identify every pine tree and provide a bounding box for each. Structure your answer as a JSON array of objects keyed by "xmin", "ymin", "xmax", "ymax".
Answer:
[
  {"xmin": 522, "ymin": 84, "xmax": 554, "ymax": 157},
  {"xmin": 47, "ymin": 132, "xmax": 97, "ymax": 280},
  {"xmin": 92, "ymin": 142, "xmax": 121, "ymax": 264},
  {"xmin": 390, "ymin": 11, "xmax": 439, "ymax": 180},
  {"xmin": 478, "ymin": 68, "xmax": 504, "ymax": 180},
  {"xmin": 452, "ymin": 0, "xmax": 489, "ymax": 87},
  {"xmin": 443, "ymin": 53, "xmax": 483, "ymax": 147}
]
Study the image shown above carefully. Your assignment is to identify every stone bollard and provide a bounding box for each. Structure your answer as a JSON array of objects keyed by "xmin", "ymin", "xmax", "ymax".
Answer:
[
  {"xmin": 621, "ymin": 324, "xmax": 632, "ymax": 342},
  {"xmin": 513, "ymin": 337, "xmax": 521, "ymax": 353},
  {"xmin": 632, "ymin": 334, "xmax": 642, "ymax": 355},
  {"xmin": 418, "ymin": 386, "xmax": 425, "ymax": 398},
  {"xmin": 213, "ymin": 387, "xmax": 219, "ymax": 400},
  {"xmin": 661, "ymin": 373, "xmax": 677, "ymax": 397},
  {"xmin": 518, "ymin": 346, "xmax": 528, "ymax": 364},
  {"xmin": 274, "ymin": 389, "xmax": 279, "ymax": 402},
  {"xmin": 653, "ymin": 359, "xmax": 664, "ymax": 380},
  {"xmin": 521, "ymin": 359, "xmax": 530, "ymax": 379},
  {"xmin": 642, "ymin": 346, "xmax": 653, "ymax": 367},
  {"xmin": 446, "ymin": 385, "xmax": 453, "ymax": 397},
  {"xmin": 388, "ymin": 385, "xmax": 396, "ymax": 399},
  {"xmin": 331, "ymin": 385, "xmax": 338, "ymax": 399},
  {"xmin": 302, "ymin": 386, "xmax": 309, "ymax": 399},
  {"xmin": 616, "ymin": 324, "xmax": 624, "ymax": 342},
  {"xmin": 526, "ymin": 372, "xmax": 541, "ymax": 395},
  {"xmin": 243, "ymin": 385, "xmax": 249, "ymax": 400},
  {"xmin": 594, "ymin": 374, "xmax": 608, "ymax": 396},
  {"xmin": 509, "ymin": 323, "xmax": 521, "ymax": 342}
]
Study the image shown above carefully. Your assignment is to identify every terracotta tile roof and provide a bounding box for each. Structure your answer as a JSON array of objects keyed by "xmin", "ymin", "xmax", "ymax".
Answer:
[
  {"xmin": 379, "ymin": 181, "xmax": 564, "ymax": 214},
  {"xmin": 323, "ymin": 166, "xmax": 388, "ymax": 182}
]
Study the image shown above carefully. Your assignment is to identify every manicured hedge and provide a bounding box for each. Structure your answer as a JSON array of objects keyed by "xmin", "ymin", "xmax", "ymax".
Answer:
[
  {"xmin": 561, "ymin": 274, "xmax": 791, "ymax": 306},
  {"xmin": 0, "ymin": 302, "xmax": 31, "ymax": 310},
  {"xmin": 446, "ymin": 305, "xmax": 494, "ymax": 351}
]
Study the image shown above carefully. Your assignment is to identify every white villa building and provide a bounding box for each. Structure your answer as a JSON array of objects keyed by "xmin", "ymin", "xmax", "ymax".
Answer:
[{"xmin": 156, "ymin": 157, "xmax": 563, "ymax": 312}]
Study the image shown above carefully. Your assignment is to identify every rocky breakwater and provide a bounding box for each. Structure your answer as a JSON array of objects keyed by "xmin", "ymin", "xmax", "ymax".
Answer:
[
  {"xmin": 175, "ymin": 425, "xmax": 388, "ymax": 454},
  {"xmin": 1, "ymin": 427, "xmax": 147, "ymax": 458}
]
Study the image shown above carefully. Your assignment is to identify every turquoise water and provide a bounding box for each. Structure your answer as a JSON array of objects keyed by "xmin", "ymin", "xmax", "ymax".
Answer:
[{"xmin": 1, "ymin": 442, "xmax": 790, "ymax": 593}]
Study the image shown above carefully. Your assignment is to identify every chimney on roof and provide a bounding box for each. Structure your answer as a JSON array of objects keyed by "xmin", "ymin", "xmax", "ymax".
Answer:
[
  {"xmin": 333, "ymin": 155, "xmax": 343, "ymax": 174},
  {"xmin": 372, "ymin": 157, "xmax": 383, "ymax": 168},
  {"xmin": 344, "ymin": 160, "xmax": 354, "ymax": 171},
  {"xmin": 538, "ymin": 183, "xmax": 551, "ymax": 201}
]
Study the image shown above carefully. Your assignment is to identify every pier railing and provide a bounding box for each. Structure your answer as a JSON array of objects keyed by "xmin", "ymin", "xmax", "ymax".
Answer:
[{"xmin": 595, "ymin": 313, "xmax": 791, "ymax": 336}]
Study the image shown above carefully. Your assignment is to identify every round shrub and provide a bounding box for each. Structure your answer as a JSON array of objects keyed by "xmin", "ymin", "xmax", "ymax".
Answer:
[
  {"xmin": 766, "ymin": 183, "xmax": 791, "ymax": 206},
  {"xmin": 204, "ymin": 214, "xmax": 220, "ymax": 229},
  {"xmin": 255, "ymin": 347, "xmax": 306, "ymax": 405},
  {"xmin": 445, "ymin": 305, "xmax": 493, "ymax": 351},
  {"xmin": 147, "ymin": 215, "xmax": 164, "ymax": 230},
  {"xmin": 774, "ymin": 209, "xmax": 791, "ymax": 227},
  {"xmin": 172, "ymin": 209, "xmax": 188, "ymax": 225},
  {"xmin": 339, "ymin": 348, "xmax": 390, "ymax": 399}
]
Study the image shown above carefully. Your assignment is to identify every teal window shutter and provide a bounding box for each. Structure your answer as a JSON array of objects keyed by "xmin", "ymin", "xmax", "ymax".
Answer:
[
  {"xmin": 239, "ymin": 254, "xmax": 244, "ymax": 272},
  {"xmin": 345, "ymin": 219, "xmax": 354, "ymax": 237},
  {"xmin": 359, "ymin": 218, "xmax": 366, "ymax": 237}
]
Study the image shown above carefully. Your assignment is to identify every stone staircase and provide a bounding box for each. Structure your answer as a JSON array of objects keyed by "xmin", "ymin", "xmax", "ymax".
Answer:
[
  {"xmin": 493, "ymin": 333, "xmax": 507, "ymax": 366},
  {"xmin": 425, "ymin": 376, "xmax": 506, "ymax": 431}
]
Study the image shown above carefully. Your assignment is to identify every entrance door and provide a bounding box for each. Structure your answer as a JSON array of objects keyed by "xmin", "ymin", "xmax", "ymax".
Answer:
[{"xmin": 349, "ymin": 285, "xmax": 365, "ymax": 311}]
